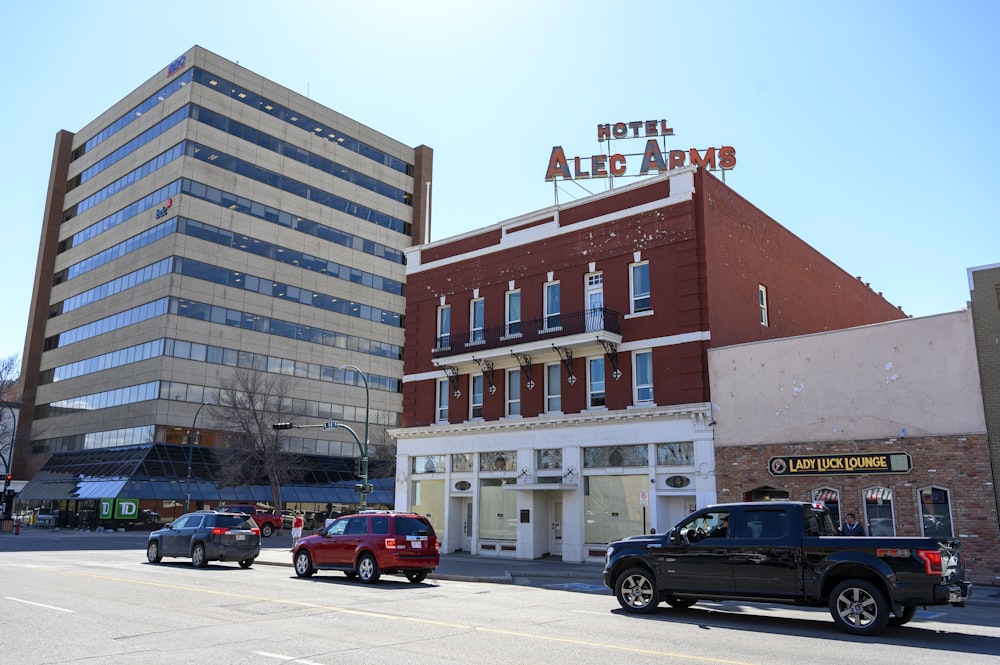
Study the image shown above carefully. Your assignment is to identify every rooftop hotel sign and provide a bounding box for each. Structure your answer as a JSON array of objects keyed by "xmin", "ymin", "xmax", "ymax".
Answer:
[{"xmin": 544, "ymin": 119, "xmax": 736, "ymax": 181}]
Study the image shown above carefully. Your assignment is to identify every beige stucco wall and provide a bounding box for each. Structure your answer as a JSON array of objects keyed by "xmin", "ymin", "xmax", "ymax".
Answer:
[{"xmin": 708, "ymin": 309, "xmax": 986, "ymax": 446}]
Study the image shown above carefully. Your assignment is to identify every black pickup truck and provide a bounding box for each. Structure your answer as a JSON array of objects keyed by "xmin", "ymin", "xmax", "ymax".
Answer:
[{"xmin": 602, "ymin": 501, "xmax": 970, "ymax": 635}]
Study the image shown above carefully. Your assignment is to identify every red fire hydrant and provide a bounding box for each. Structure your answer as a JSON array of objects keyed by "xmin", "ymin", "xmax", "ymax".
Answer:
[{"xmin": 14, "ymin": 519, "xmax": 19, "ymax": 535}]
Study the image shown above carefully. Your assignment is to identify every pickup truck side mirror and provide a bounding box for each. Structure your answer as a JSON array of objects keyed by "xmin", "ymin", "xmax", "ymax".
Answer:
[{"xmin": 669, "ymin": 528, "xmax": 683, "ymax": 545}]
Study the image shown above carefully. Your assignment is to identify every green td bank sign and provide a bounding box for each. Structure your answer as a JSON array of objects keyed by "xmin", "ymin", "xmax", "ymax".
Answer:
[{"xmin": 99, "ymin": 499, "xmax": 139, "ymax": 520}]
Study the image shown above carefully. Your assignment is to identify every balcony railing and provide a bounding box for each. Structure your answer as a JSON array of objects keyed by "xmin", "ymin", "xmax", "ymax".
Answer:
[{"xmin": 432, "ymin": 308, "xmax": 621, "ymax": 358}]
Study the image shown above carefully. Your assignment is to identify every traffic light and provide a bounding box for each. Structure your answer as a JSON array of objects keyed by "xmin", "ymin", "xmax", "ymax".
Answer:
[
  {"xmin": 354, "ymin": 483, "xmax": 374, "ymax": 495},
  {"xmin": 353, "ymin": 457, "xmax": 362, "ymax": 477},
  {"xmin": 2, "ymin": 474, "xmax": 10, "ymax": 491},
  {"xmin": 272, "ymin": 422, "xmax": 295, "ymax": 430}
]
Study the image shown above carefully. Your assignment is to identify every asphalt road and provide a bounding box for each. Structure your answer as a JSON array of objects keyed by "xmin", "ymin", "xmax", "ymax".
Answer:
[{"xmin": 2, "ymin": 529, "xmax": 999, "ymax": 665}]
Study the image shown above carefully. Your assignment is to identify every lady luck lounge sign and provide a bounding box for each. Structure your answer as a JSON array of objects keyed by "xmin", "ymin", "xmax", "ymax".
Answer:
[{"xmin": 768, "ymin": 452, "xmax": 913, "ymax": 477}]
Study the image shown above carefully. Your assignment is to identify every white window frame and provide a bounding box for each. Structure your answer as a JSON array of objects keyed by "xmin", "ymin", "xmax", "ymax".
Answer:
[
  {"xmin": 630, "ymin": 261, "xmax": 651, "ymax": 314},
  {"xmin": 469, "ymin": 298, "xmax": 485, "ymax": 345},
  {"xmin": 436, "ymin": 304, "xmax": 451, "ymax": 350},
  {"xmin": 470, "ymin": 374, "xmax": 484, "ymax": 419},
  {"xmin": 506, "ymin": 369, "xmax": 521, "ymax": 417},
  {"xmin": 633, "ymin": 350, "xmax": 653, "ymax": 404},
  {"xmin": 759, "ymin": 284, "xmax": 769, "ymax": 327},
  {"xmin": 436, "ymin": 378, "xmax": 449, "ymax": 422},
  {"xmin": 545, "ymin": 362, "xmax": 562, "ymax": 414},
  {"xmin": 544, "ymin": 281, "xmax": 561, "ymax": 330},
  {"xmin": 588, "ymin": 357, "xmax": 606, "ymax": 409},
  {"xmin": 505, "ymin": 289, "xmax": 521, "ymax": 338}
]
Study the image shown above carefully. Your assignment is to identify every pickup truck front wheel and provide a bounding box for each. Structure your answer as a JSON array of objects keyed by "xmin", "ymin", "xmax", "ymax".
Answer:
[
  {"xmin": 829, "ymin": 579, "xmax": 890, "ymax": 635},
  {"xmin": 260, "ymin": 523, "xmax": 274, "ymax": 538},
  {"xmin": 664, "ymin": 594, "xmax": 698, "ymax": 609},
  {"xmin": 615, "ymin": 567, "xmax": 659, "ymax": 613}
]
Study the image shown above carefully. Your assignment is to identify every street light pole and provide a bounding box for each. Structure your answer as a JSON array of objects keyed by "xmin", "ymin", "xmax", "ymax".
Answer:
[
  {"xmin": 338, "ymin": 365, "xmax": 370, "ymax": 510},
  {"xmin": 184, "ymin": 403, "xmax": 209, "ymax": 513},
  {"xmin": 272, "ymin": 366, "xmax": 371, "ymax": 509}
]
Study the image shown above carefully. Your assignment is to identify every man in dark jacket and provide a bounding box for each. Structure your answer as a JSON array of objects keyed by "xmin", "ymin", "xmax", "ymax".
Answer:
[{"xmin": 841, "ymin": 513, "xmax": 865, "ymax": 536}]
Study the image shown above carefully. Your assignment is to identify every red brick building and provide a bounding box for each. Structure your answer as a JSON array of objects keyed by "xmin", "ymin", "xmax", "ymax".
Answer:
[{"xmin": 390, "ymin": 166, "xmax": 907, "ymax": 562}]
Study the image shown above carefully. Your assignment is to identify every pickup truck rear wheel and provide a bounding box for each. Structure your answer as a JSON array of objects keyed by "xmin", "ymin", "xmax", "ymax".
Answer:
[
  {"xmin": 829, "ymin": 579, "xmax": 890, "ymax": 635},
  {"xmin": 888, "ymin": 604, "xmax": 917, "ymax": 627},
  {"xmin": 260, "ymin": 522, "xmax": 274, "ymax": 538},
  {"xmin": 615, "ymin": 567, "xmax": 659, "ymax": 613}
]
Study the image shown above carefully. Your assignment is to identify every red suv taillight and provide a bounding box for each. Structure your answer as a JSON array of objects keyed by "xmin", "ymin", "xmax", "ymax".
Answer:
[
  {"xmin": 916, "ymin": 549, "xmax": 943, "ymax": 575},
  {"xmin": 384, "ymin": 537, "xmax": 399, "ymax": 549}
]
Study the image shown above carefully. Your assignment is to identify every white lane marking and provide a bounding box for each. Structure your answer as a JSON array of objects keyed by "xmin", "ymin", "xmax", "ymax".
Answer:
[
  {"xmin": 255, "ymin": 651, "xmax": 325, "ymax": 665},
  {"xmin": 5, "ymin": 597, "xmax": 75, "ymax": 613}
]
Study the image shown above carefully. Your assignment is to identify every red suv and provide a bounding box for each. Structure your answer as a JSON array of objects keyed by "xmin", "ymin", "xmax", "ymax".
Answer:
[{"xmin": 292, "ymin": 511, "xmax": 439, "ymax": 584}]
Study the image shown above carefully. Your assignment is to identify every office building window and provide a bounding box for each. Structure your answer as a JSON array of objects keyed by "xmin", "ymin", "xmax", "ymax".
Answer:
[
  {"xmin": 545, "ymin": 363, "xmax": 561, "ymax": 413},
  {"xmin": 470, "ymin": 298, "xmax": 485, "ymax": 345},
  {"xmin": 506, "ymin": 369, "xmax": 521, "ymax": 416},
  {"xmin": 633, "ymin": 350, "xmax": 653, "ymax": 404},
  {"xmin": 505, "ymin": 290, "xmax": 521, "ymax": 337},
  {"xmin": 544, "ymin": 281, "xmax": 561, "ymax": 329},
  {"xmin": 471, "ymin": 374, "xmax": 484, "ymax": 419},
  {"xmin": 436, "ymin": 304, "xmax": 451, "ymax": 350},
  {"xmin": 631, "ymin": 261, "xmax": 650, "ymax": 313},
  {"xmin": 588, "ymin": 357, "xmax": 606, "ymax": 408},
  {"xmin": 759, "ymin": 284, "xmax": 769, "ymax": 327}
]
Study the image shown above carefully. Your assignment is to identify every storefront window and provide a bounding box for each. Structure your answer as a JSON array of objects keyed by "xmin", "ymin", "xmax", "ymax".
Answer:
[
  {"xmin": 583, "ymin": 475, "xmax": 647, "ymax": 543},
  {"xmin": 656, "ymin": 442, "xmax": 693, "ymax": 466},
  {"xmin": 480, "ymin": 450, "xmax": 516, "ymax": 472},
  {"xmin": 413, "ymin": 455, "xmax": 445, "ymax": 473},
  {"xmin": 479, "ymin": 479, "xmax": 516, "ymax": 540},
  {"xmin": 864, "ymin": 486, "xmax": 894, "ymax": 536},
  {"xmin": 409, "ymin": 478, "xmax": 445, "ymax": 537},
  {"xmin": 812, "ymin": 487, "xmax": 841, "ymax": 526},
  {"xmin": 537, "ymin": 448, "xmax": 562, "ymax": 470},
  {"xmin": 919, "ymin": 486, "xmax": 954, "ymax": 537},
  {"xmin": 584, "ymin": 444, "xmax": 648, "ymax": 468},
  {"xmin": 451, "ymin": 453, "xmax": 473, "ymax": 472}
]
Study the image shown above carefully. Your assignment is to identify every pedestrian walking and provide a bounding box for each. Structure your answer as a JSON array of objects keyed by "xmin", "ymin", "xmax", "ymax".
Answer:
[{"xmin": 291, "ymin": 511, "xmax": 304, "ymax": 549}]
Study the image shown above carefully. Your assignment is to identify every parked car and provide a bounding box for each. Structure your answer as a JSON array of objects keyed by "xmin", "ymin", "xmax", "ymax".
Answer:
[
  {"xmin": 292, "ymin": 510, "xmax": 439, "ymax": 584},
  {"xmin": 603, "ymin": 501, "xmax": 970, "ymax": 635},
  {"xmin": 220, "ymin": 504, "xmax": 282, "ymax": 537},
  {"xmin": 146, "ymin": 510, "xmax": 260, "ymax": 568}
]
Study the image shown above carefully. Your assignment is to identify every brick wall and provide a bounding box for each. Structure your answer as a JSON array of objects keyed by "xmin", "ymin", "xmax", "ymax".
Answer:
[{"xmin": 715, "ymin": 435, "xmax": 1000, "ymax": 586}]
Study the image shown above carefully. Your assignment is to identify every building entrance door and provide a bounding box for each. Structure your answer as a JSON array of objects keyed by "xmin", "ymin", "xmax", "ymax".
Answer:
[
  {"xmin": 548, "ymin": 497, "xmax": 563, "ymax": 557},
  {"xmin": 463, "ymin": 500, "xmax": 473, "ymax": 552},
  {"xmin": 585, "ymin": 273, "xmax": 604, "ymax": 332}
]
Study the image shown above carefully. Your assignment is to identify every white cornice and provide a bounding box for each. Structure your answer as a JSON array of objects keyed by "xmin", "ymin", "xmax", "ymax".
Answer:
[{"xmin": 388, "ymin": 402, "xmax": 712, "ymax": 439}]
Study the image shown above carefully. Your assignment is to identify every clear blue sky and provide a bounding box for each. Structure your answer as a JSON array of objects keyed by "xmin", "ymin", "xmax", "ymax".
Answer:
[{"xmin": 1, "ymin": 1, "xmax": 997, "ymax": 363}]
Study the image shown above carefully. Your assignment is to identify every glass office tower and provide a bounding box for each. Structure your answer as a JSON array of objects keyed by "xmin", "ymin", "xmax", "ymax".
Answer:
[{"xmin": 17, "ymin": 46, "xmax": 431, "ymax": 481}]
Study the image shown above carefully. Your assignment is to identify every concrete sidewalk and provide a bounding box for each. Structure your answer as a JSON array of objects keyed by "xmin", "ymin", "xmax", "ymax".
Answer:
[{"xmin": 254, "ymin": 535, "xmax": 605, "ymax": 584}]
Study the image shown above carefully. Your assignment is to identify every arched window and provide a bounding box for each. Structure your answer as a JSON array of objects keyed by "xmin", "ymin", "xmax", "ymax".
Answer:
[
  {"xmin": 812, "ymin": 487, "xmax": 841, "ymax": 526},
  {"xmin": 919, "ymin": 486, "xmax": 954, "ymax": 537},
  {"xmin": 863, "ymin": 486, "xmax": 895, "ymax": 536}
]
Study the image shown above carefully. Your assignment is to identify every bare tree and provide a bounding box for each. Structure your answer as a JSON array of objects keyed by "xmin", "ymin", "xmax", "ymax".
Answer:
[
  {"xmin": 366, "ymin": 425, "xmax": 397, "ymax": 479},
  {"xmin": 0, "ymin": 354, "xmax": 21, "ymax": 475},
  {"xmin": 210, "ymin": 368, "xmax": 299, "ymax": 510}
]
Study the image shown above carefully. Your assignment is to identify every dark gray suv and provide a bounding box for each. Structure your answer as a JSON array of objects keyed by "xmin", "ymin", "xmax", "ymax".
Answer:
[{"xmin": 146, "ymin": 510, "xmax": 261, "ymax": 568}]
